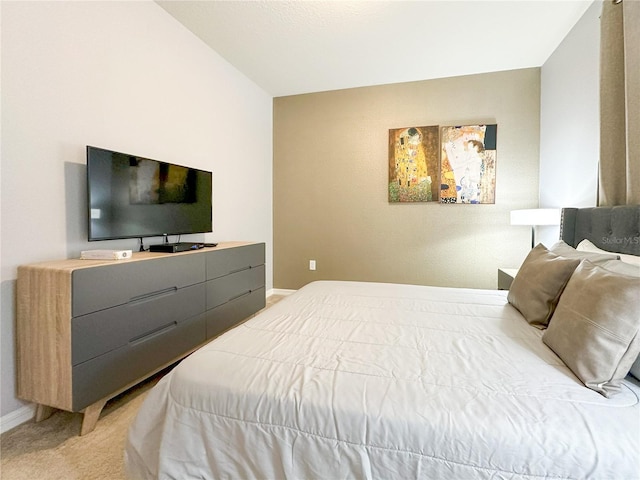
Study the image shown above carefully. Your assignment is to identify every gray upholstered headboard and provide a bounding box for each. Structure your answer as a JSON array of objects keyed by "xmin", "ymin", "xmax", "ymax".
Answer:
[{"xmin": 560, "ymin": 205, "xmax": 640, "ymax": 256}]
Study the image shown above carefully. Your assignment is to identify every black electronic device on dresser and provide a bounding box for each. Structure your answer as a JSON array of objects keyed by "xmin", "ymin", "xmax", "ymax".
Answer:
[
  {"xmin": 150, "ymin": 242, "xmax": 202, "ymax": 253},
  {"xmin": 86, "ymin": 146, "xmax": 213, "ymax": 243}
]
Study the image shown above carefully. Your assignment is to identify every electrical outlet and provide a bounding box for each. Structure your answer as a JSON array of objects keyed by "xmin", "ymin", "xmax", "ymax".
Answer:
[{"xmin": 309, "ymin": 260, "xmax": 316, "ymax": 271}]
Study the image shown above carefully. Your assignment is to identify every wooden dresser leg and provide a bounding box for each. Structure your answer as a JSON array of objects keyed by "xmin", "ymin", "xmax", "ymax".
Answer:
[
  {"xmin": 80, "ymin": 398, "xmax": 108, "ymax": 436},
  {"xmin": 34, "ymin": 404, "xmax": 56, "ymax": 423}
]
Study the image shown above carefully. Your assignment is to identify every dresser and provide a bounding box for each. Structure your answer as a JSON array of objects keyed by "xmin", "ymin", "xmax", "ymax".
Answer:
[{"xmin": 16, "ymin": 241, "xmax": 265, "ymax": 435}]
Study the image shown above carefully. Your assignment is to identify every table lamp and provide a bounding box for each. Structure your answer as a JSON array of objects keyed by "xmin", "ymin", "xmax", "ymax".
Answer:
[{"xmin": 510, "ymin": 208, "xmax": 561, "ymax": 248}]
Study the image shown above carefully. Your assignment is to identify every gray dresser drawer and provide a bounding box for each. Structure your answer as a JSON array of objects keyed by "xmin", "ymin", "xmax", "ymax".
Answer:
[
  {"xmin": 206, "ymin": 287, "xmax": 265, "ymax": 339},
  {"xmin": 72, "ymin": 312, "xmax": 206, "ymax": 411},
  {"xmin": 72, "ymin": 255, "xmax": 206, "ymax": 317},
  {"xmin": 72, "ymin": 283, "xmax": 206, "ymax": 365},
  {"xmin": 17, "ymin": 241, "xmax": 265, "ymax": 433},
  {"xmin": 206, "ymin": 264, "xmax": 265, "ymax": 310},
  {"xmin": 206, "ymin": 243, "xmax": 265, "ymax": 280}
]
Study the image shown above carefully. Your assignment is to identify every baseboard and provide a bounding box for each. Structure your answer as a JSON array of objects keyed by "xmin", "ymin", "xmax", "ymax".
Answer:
[
  {"xmin": 268, "ymin": 288, "xmax": 296, "ymax": 296},
  {"xmin": 0, "ymin": 404, "xmax": 35, "ymax": 434}
]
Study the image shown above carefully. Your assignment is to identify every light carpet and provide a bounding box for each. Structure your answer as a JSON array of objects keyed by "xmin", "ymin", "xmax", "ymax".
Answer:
[{"xmin": 0, "ymin": 371, "xmax": 160, "ymax": 480}]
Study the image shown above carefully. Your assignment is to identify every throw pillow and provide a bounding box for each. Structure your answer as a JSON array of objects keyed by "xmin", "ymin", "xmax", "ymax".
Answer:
[
  {"xmin": 542, "ymin": 260, "xmax": 640, "ymax": 397},
  {"xmin": 507, "ymin": 244, "xmax": 580, "ymax": 328}
]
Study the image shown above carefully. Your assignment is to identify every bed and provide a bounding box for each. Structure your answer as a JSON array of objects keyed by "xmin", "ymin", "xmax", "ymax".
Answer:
[{"xmin": 125, "ymin": 205, "xmax": 640, "ymax": 480}]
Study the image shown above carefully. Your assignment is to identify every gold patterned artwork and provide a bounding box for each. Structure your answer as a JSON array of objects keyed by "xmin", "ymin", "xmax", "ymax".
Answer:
[{"xmin": 388, "ymin": 126, "xmax": 439, "ymax": 202}]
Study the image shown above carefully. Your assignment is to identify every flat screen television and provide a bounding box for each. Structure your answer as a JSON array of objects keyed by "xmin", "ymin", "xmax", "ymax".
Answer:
[{"xmin": 87, "ymin": 146, "xmax": 212, "ymax": 241}]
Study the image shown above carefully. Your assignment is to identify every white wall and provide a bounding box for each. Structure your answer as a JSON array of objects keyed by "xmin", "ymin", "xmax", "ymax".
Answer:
[
  {"xmin": 538, "ymin": 0, "xmax": 601, "ymax": 246},
  {"xmin": 0, "ymin": 1, "xmax": 272, "ymax": 423}
]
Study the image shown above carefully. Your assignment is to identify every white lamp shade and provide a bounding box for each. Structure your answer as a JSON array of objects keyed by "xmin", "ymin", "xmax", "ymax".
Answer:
[{"xmin": 510, "ymin": 208, "xmax": 561, "ymax": 226}]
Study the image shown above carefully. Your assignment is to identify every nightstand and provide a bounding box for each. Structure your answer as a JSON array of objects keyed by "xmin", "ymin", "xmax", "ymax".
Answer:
[{"xmin": 498, "ymin": 268, "xmax": 519, "ymax": 290}]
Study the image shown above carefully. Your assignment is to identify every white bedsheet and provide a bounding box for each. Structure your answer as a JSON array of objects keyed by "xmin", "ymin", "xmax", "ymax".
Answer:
[{"xmin": 125, "ymin": 281, "xmax": 640, "ymax": 479}]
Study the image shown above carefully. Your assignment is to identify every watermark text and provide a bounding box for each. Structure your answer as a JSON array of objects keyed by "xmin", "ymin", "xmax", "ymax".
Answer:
[{"xmin": 602, "ymin": 236, "xmax": 640, "ymax": 246}]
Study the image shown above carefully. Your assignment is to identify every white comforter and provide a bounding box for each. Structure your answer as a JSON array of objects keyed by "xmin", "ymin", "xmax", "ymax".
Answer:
[{"xmin": 125, "ymin": 281, "xmax": 640, "ymax": 479}]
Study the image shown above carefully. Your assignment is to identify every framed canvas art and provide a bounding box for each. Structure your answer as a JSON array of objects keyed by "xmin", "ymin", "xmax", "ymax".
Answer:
[
  {"xmin": 440, "ymin": 124, "xmax": 497, "ymax": 204},
  {"xmin": 388, "ymin": 126, "xmax": 439, "ymax": 202}
]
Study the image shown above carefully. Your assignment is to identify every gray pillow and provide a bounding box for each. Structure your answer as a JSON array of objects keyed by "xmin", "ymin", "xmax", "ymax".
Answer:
[
  {"xmin": 550, "ymin": 240, "xmax": 620, "ymax": 265},
  {"xmin": 542, "ymin": 260, "xmax": 640, "ymax": 397},
  {"xmin": 507, "ymin": 244, "xmax": 581, "ymax": 329},
  {"xmin": 598, "ymin": 259, "xmax": 640, "ymax": 380}
]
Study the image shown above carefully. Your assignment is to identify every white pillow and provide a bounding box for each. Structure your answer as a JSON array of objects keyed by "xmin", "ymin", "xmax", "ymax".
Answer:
[
  {"xmin": 600, "ymin": 259, "xmax": 640, "ymax": 277},
  {"xmin": 619, "ymin": 253, "xmax": 640, "ymax": 266},
  {"xmin": 577, "ymin": 239, "xmax": 640, "ymax": 266},
  {"xmin": 551, "ymin": 240, "xmax": 618, "ymax": 265}
]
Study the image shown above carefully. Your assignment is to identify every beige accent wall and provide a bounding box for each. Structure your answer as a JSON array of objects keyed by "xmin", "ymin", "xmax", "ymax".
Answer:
[{"xmin": 274, "ymin": 68, "xmax": 541, "ymax": 290}]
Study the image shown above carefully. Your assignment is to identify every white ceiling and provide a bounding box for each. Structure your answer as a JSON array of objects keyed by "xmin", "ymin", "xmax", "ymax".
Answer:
[{"xmin": 156, "ymin": 0, "xmax": 594, "ymax": 97}]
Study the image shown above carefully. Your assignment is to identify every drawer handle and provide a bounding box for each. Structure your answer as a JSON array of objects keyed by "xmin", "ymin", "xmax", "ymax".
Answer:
[
  {"xmin": 229, "ymin": 265, "xmax": 252, "ymax": 275},
  {"xmin": 229, "ymin": 290, "xmax": 252, "ymax": 302},
  {"xmin": 129, "ymin": 286, "xmax": 178, "ymax": 304},
  {"xmin": 129, "ymin": 321, "xmax": 178, "ymax": 346}
]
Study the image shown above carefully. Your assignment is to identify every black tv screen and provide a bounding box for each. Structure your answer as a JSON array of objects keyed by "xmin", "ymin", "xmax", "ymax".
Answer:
[{"xmin": 87, "ymin": 146, "xmax": 212, "ymax": 241}]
